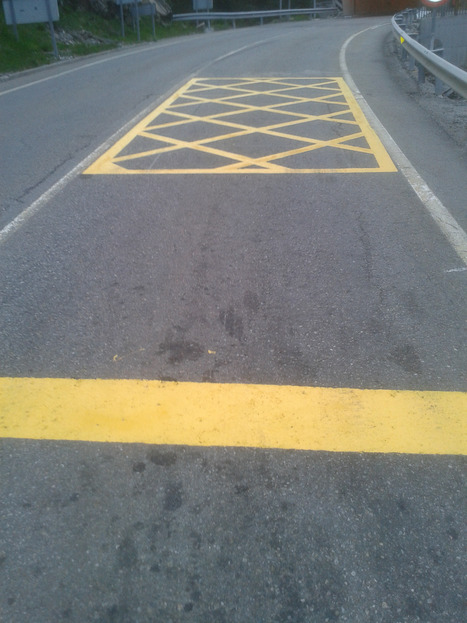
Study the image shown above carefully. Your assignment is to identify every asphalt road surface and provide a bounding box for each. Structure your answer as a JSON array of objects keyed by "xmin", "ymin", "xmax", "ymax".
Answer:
[{"xmin": 1, "ymin": 15, "xmax": 466, "ymax": 623}]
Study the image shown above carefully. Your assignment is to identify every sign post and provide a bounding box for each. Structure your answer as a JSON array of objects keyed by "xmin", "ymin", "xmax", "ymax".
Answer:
[
  {"xmin": 133, "ymin": 0, "xmax": 140, "ymax": 42},
  {"xmin": 44, "ymin": 0, "xmax": 58, "ymax": 58},
  {"xmin": 7, "ymin": 0, "xmax": 18, "ymax": 39},
  {"xmin": 118, "ymin": 0, "xmax": 125, "ymax": 37},
  {"xmin": 113, "ymin": 0, "xmax": 136, "ymax": 39}
]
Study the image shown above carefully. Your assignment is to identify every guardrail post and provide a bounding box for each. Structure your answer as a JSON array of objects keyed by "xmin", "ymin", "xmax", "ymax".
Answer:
[
  {"xmin": 432, "ymin": 45, "xmax": 446, "ymax": 94},
  {"xmin": 392, "ymin": 9, "xmax": 467, "ymax": 100},
  {"xmin": 310, "ymin": 0, "xmax": 316, "ymax": 20},
  {"xmin": 418, "ymin": 62, "xmax": 426, "ymax": 84}
]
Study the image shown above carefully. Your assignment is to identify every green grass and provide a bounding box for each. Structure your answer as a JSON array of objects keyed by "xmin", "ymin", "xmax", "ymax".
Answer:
[
  {"xmin": 0, "ymin": 3, "xmax": 321, "ymax": 75},
  {"xmin": 0, "ymin": 5, "xmax": 198, "ymax": 74}
]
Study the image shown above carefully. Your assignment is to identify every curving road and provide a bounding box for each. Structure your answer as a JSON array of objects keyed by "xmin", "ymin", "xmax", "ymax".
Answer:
[{"xmin": 1, "ymin": 16, "xmax": 466, "ymax": 623}]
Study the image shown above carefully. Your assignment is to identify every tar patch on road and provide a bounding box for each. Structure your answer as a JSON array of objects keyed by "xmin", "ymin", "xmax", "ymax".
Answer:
[{"xmin": 84, "ymin": 78, "xmax": 397, "ymax": 174}]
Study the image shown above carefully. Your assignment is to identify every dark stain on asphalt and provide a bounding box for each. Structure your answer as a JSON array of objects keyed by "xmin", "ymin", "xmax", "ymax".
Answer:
[
  {"xmin": 157, "ymin": 337, "xmax": 203, "ymax": 364},
  {"xmin": 234, "ymin": 483, "xmax": 250, "ymax": 495},
  {"xmin": 397, "ymin": 497, "xmax": 409, "ymax": 513},
  {"xmin": 147, "ymin": 449, "xmax": 177, "ymax": 467},
  {"xmin": 104, "ymin": 604, "xmax": 129, "ymax": 623},
  {"xmin": 405, "ymin": 594, "xmax": 430, "ymax": 619},
  {"xmin": 243, "ymin": 290, "xmax": 260, "ymax": 314},
  {"xmin": 164, "ymin": 482, "xmax": 183, "ymax": 512},
  {"xmin": 219, "ymin": 306, "xmax": 244, "ymax": 341},
  {"xmin": 132, "ymin": 461, "xmax": 146, "ymax": 473},
  {"xmin": 78, "ymin": 461, "xmax": 98, "ymax": 494},
  {"xmin": 390, "ymin": 344, "xmax": 423, "ymax": 374},
  {"xmin": 117, "ymin": 536, "xmax": 138, "ymax": 569}
]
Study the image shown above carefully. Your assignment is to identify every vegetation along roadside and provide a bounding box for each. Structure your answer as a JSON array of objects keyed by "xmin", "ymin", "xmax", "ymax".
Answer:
[{"xmin": 0, "ymin": 0, "xmax": 317, "ymax": 75}]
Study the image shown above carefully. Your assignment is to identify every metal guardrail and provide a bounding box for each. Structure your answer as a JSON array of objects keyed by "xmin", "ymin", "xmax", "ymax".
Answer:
[
  {"xmin": 173, "ymin": 6, "xmax": 337, "ymax": 28},
  {"xmin": 392, "ymin": 10, "xmax": 467, "ymax": 99}
]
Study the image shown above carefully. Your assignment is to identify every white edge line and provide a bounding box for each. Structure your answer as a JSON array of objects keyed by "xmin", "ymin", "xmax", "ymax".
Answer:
[
  {"xmin": 0, "ymin": 34, "xmax": 286, "ymax": 245},
  {"xmin": 0, "ymin": 92, "xmax": 170, "ymax": 244},
  {"xmin": 340, "ymin": 25, "xmax": 467, "ymax": 268},
  {"xmin": 0, "ymin": 41, "xmax": 179, "ymax": 97},
  {"xmin": 0, "ymin": 30, "xmax": 287, "ymax": 98}
]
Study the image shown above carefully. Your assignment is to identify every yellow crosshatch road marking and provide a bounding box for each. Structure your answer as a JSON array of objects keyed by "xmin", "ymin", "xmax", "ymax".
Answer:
[
  {"xmin": 1, "ymin": 378, "xmax": 465, "ymax": 455},
  {"xmin": 84, "ymin": 78, "xmax": 397, "ymax": 174}
]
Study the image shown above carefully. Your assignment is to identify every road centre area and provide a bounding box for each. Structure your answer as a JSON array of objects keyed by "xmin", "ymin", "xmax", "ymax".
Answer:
[{"xmin": 1, "ymin": 77, "xmax": 464, "ymax": 455}]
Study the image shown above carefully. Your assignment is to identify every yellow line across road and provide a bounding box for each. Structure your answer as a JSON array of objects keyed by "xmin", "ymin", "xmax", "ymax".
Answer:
[{"xmin": 0, "ymin": 378, "xmax": 465, "ymax": 454}]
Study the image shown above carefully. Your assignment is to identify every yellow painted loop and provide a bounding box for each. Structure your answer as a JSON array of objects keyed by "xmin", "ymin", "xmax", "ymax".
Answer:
[{"xmin": 0, "ymin": 377, "xmax": 465, "ymax": 455}]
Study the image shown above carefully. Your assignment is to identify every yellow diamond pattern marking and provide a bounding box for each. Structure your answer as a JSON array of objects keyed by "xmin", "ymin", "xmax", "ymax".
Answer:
[{"xmin": 84, "ymin": 78, "xmax": 397, "ymax": 174}]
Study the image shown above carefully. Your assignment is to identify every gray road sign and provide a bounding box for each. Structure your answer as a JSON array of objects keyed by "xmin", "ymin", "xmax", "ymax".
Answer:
[{"xmin": 3, "ymin": 0, "xmax": 59, "ymax": 25}]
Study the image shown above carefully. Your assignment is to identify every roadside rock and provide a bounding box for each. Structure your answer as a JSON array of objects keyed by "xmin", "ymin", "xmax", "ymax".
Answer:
[
  {"xmin": 89, "ymin": 0, "xmax": 113, "ymax": 18},
  {"xmin": 54, "ymin": 28, "xmax": 114, "ymax": 46}
]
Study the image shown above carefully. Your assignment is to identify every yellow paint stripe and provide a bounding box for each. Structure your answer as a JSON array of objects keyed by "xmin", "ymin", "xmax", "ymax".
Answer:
[
  {"xmin": 89, "ymin": 166, "xmax": 391, "ymax": 175},
  {"xmin": 339, "ymin": 79, "xmax": 396, "ymax": 172},
  {"xmin": 1, "ymin": 378, "xmax": 465, "ymax": 454},
  {"xmin": 83, "ymin": 78, "xmax": 200, "ymax": 172}
]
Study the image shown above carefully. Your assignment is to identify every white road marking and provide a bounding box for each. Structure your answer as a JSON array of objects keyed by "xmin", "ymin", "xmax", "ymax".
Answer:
[
  {"xmin": 0, "ymin": 94, "xmax": 169, "ymax": 244},
  {"xmin": 0, "ymin": 36, "xmax": 285, "ymax": 244},
  {"xmin": 340, "ymin": 26, "xmax": 467, "ymax": 267},
  {"xmin": 0, "ymin": 42, "xmax": 175, "ymax": 97},
  {"xmin": 0, "ymin": 32, "xmax": 286, "ymax": 98}
]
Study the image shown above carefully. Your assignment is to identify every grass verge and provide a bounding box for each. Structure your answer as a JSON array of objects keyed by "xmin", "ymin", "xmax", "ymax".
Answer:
[{"xmin": 0, "ymin": 5, "xmax": 198, "ymax": 75}]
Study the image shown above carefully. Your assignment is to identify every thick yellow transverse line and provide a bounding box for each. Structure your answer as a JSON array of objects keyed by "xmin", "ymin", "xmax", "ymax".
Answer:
[{"xmin": 0, "ymin": 378, "xmax": 465, "ymax": 454}]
